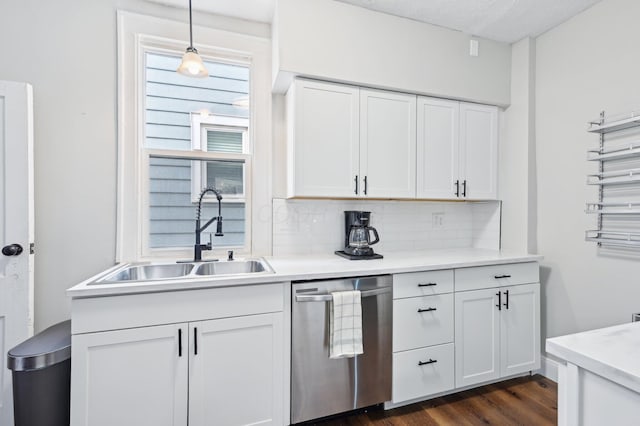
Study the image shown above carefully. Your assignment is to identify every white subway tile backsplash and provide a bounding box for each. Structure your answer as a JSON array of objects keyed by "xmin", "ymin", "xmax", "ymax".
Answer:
[{"xmin": 272, "ymin": 199, "xmax": 502, "ymax": 255}]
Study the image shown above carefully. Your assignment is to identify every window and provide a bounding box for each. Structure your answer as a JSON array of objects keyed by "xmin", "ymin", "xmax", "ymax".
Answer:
[
  {"xmin": 145, "ymin": 52, "xmax": 251, "ymax": 252},
  {"xmin": 117, "ymin": 12, "xmax": 272, "ymax": 262}
]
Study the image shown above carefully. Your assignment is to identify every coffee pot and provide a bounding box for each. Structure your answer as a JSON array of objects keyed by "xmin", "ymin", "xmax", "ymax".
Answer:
[{"xmin": 342, "ymin": 211, "xmax": 381, "ymax": 257}]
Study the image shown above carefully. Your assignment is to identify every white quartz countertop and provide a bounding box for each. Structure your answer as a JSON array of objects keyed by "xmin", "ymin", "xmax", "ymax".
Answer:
[
  {"xmin": 67, "ymin": 248, "xmax": 542, "ymax": 298},
  {"xmin": 546, "ymin": 321, "xmax": 640, "ymax": 394}
]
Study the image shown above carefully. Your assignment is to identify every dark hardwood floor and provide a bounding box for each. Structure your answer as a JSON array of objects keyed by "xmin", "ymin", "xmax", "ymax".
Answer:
[{"xmin": 312, "ymin": 375, "xmax": 557, "ymax": 426}]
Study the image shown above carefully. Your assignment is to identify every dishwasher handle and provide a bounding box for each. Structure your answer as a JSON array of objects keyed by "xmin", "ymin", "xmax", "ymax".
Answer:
[{"xmin": 295, "ymin": 287, "xmax": 391, "ymax": 302}]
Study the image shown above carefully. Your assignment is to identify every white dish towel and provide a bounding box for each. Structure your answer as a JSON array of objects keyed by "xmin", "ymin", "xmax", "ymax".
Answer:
[{"xmin": 329, "ymin": 290, "xmax": 364, "ymax": 359}]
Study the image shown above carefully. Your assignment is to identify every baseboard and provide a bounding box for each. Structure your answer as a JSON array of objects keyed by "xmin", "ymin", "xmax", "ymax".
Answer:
[{"xmin": 537, "ymin": 355, "xmax": 562, "ymax": 383}]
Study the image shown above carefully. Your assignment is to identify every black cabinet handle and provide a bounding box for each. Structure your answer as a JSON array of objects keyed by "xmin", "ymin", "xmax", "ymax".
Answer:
[
  {"xmin": 194, "ymin": 327, "xmax": 198, "ymax": 355},
  {"xmin": 354, "ymin": 175, "xmax": 359, "ymax": 195},
  {"xmin": 364, "ymin": 176, "xmax": 368, "ymax": 195},
  {"xmin": 455, "ymin": 180, "xmax": 460, "ymax": 197},
  {"xmin": 462, "ymin": 180, "xmax": 467, "ymax": 197},
  {"xmin": 178, "ymin": 328, "xmax": 183, "ymax": 357},
  {"xmin": 418, "ymin": 359, "xmax": 437, "ymax": 366},
  {"xmin": 417, "ymin": 307, "xmax": 437, "ymax": 313},
  {"xmin": 503, "ymin": 290, "xmax": 509, "ymax": 310},
  {"xmin": 2, "ymin": 244, "xmax": 23, "ymax": 256},
  {"xmin": 496, "ymin": 291, "xmax": 502, "ymax": 310},
  {"xmin": 417, "ymin": 282, "xmax": 437, "ymax": 287},
  {"xmin": 494, "ymin": 274, "xmax": 512, "ymax": 279}
]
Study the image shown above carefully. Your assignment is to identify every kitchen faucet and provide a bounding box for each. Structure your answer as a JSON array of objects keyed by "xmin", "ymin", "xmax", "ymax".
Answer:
[{"xmin": 194, "ymin": 187, "xmax": 224, "ymax": 261}]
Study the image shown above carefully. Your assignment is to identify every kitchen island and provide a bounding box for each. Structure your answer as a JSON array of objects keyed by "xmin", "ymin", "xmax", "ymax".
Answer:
[{"xmin": 546, "ymin": 322, "xmax": 640, "ymax": 426}]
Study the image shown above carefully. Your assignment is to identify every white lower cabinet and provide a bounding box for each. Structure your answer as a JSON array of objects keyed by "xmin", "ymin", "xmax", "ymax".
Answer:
[
  {"xmin": 391, "ymin": 262, "xmax": 540, "ymax": 405},
  {"xmin": 391, "ymin": 271, "xmax": 455, "ymax": 403},
  {"xmin": 71, "ymin": 324, "xmax": 188, "ymax": 426},
  {"xmin": 70, "ymin": 283, "xmax": 284, "ymax": 426},
  {"xmin": 188, "ymin": 314, "xmax": 283, "ymax": 426},
  {"xmin": 455, "ymin": 282, "xmax": 540, "ymax": 388}
]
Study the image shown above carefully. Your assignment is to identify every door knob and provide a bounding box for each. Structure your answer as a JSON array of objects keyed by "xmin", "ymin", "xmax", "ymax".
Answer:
[{"xmin": 2, "ymin": 244, "xmax": 23, "ymax": 256}]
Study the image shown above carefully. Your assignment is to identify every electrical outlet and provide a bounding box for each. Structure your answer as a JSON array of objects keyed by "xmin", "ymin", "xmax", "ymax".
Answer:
[{"xmin": 432, "ymin": 212, "xmax": 445, "ymax": 229}]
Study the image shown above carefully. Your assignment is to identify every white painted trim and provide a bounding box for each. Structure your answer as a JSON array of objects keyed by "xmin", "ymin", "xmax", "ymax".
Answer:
[
  {"xmin": 116, "ymin": 11, "xmax": 272, "ymax": 262},
  {"xmin": 384, "ymin": 371, "xmax": 532, "ymax": 410},
  {"xmin": 537, "ymin": 354, "xmax": 561, "ymax": 383}
]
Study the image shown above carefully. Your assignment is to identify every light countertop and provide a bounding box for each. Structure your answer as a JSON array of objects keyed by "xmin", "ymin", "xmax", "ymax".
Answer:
[
  {"xmin": 67, "ymin": 248, "xmax": 542, "ymax": 298},
  {"xmin": 547, "ymin": 321, "xmax": 640, "ymax": 394}
]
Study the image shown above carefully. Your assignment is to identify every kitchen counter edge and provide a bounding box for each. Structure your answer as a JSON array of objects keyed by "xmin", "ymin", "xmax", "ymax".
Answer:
[{"xmin": 67, "ymin": 249, "xmax": 543, "ymax": 299}]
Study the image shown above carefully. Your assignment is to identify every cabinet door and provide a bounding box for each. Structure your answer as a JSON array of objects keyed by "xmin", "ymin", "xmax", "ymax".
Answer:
[
  {"xmin": 416, "ymin": 97, "xmax": 460, "ymax": 199},
  {"xmin": 454, "ymin": 288, "xmax": 500, "ymax": 388},
  {"xmin": 501, "ymin": 283, "xmax": 540, "ymax": 377},
  {"xmin": 188, "ymin": 313, "xmax": 283, "ymax": 426},
  {"xmin": 71, "ymin": 324, "xmax": 188, "ymax": 426},
  {"xmin": 288, "ymin": 79, "xmax": 360, "ymax": 197},
  {"xmin": 360, "ymin": 89, "xmax": 417, "ymax": 198},
  {"xmin": 459, "ymin": 102, "xmax": 498, "ymax": 199}
]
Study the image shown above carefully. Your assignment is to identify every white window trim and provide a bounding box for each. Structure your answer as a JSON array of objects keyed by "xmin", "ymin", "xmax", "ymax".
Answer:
[
  {"xmin": 116, "ymin": 11, "xmax": 272, "ymax": 262},
  {"xmin": 190, "ymin": 113, "xmax": 250, "ymax": 204}
]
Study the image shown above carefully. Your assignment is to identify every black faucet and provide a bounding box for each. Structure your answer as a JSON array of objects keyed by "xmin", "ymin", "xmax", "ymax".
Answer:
[{"xmin": 194, "ymin": 187, "xmax": 224, "ymax": 261}]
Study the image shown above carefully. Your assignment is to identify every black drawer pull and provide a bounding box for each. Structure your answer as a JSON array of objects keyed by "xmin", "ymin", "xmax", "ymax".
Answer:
[
  {"xmin": 494, "ymin": 274, "xmax": 512, "ymax": 279},
  {"xmin": 418, "ymin": 359, "xmax": 437, "ymax": 366},
  {"xmin": 417, "ymin": 307, "xmax": 437, "ymax": 313},
  {"xmin": 418, "ymin": 282, "xmax": 437, "ymax": 287}
]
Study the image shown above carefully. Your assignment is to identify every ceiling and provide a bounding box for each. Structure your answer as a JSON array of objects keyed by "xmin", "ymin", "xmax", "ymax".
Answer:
[{"xmin": 148, "ymin": 0, "xmax": 602, "ymax": 44}]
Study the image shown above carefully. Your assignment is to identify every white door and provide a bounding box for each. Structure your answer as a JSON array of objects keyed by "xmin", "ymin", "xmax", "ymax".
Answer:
[
  {"xmin": 288, "ymin": 79, "xmax": 360, "ymax": 197},
  {"xmin": 0, "ymin": 81, "xmax": 34, "ymax": 426},
  {"xmin": 500, "ymin": 283, "xmax": 541, "ymax": 377},
  {"xmin": 360, "ymin": 89, "xmax": 416, "ymax": 198},
  {"xmin": 459, "ymin": 102, "xmax": 498, "ymax": 199},
  {"xmin": 189, "ymin": 313, "xmax": 283, "ymax": 426},
  {"xmin": 70, "ymin": 324, "xmax": 188, "ymax": 426},
  {"xmin": 454, "ymin": 288, "xmax": 500, "ymax": 388},
  {"xmin": 416, "ymin": 97, "xmax": 460, "ymax": 199}
]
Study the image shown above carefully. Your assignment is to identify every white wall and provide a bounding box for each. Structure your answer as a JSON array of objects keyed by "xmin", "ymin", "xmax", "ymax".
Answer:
[
  {"xmin": 272, "ymin": 0, "xmax": 512, "ymax": 106},
  {"xmin": 0, "ymin": 0, "xmax": 269, "ymax": 331},
  {"xmin": 536, "ymin": 0, "xmax": 640, "ymax": 341}
]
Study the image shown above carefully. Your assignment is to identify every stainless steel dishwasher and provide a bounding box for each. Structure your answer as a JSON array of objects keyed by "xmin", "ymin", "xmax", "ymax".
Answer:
[{"xmin": 291, "ymin": 275, "xmax": 392, "ymax": 424}]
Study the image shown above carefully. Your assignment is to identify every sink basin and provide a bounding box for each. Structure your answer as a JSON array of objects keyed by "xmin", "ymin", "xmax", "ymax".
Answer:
[
  {"xmin": 195, "ymin": 260, "xmax": 271, "ymax": 276},
  {"xmin": 92, "ymin": 258, "xmax": 273, "ymax": 284},
  {"xmin": 98, "ymin": 263, "xmax": 194, "ymax": 283}
]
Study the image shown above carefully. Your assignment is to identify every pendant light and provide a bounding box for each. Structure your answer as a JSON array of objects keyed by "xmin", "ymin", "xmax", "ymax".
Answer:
[{"xmin": 177, "ymin": 0, "xmax": 209, "ymax": 78}]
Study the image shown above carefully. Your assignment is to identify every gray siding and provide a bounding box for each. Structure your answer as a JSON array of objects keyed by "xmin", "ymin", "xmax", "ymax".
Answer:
[{"xmin": 145, "ymin": 53, "xmax": 249, "ymax": 249}]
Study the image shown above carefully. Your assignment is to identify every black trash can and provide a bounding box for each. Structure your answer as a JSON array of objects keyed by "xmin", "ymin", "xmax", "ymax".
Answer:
[{"xmin": 7, "ymin": 320, "xmax": 71, "ymax": 426}]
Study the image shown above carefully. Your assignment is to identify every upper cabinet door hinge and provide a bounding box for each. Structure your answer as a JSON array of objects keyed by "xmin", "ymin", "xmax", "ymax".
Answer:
[{"xmin": 30, "ymin": 243, "xmax": 35, "ymax": 254}]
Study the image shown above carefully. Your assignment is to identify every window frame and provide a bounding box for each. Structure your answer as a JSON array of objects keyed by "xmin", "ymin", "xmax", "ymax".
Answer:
[
  {"xmin": 116, "ymin": 11, "xmax": 272, "ymax": 262},
  {"xmin": 190, "ymin": 113, "xmax": 250, "ymax": 204}
]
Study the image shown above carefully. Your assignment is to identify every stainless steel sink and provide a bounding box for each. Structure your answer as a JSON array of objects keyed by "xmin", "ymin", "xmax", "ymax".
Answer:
[
  {"xmin": 93, "ymin": 258, "xmax": 273, "ymax": 284},
  {"xmin": 97, "ymin": 263, "xmax": 194, "ymax": 283},
  {"xmin": 194, "ymin": 260, "xmax": 272, "ymax": 276}
]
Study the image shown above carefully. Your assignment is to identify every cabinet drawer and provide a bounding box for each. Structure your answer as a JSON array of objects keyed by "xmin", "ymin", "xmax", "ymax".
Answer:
[
  {"xmin": 455, "ymin": 262, "xmax": 539, "ymax": 292},
  {"xmin": 392, "ymin": 343, "xmax": 454, "ymax": 403},
  {"xmin": 393, "ymin": 293, "xmax": 454, "ymax": 352},
  {"xmin": 393, "ymin": 270, "xmax": 453, "ymax": 299}
]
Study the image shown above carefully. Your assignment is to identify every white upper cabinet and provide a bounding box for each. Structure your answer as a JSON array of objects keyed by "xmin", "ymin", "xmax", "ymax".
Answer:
[
  {"xmin": 287, "ymin": 79, "xmax": 497, "ymax": 200},
  {"xmin": 360, "ymin": 89, "xmax": 417, "ymax": 198},
  {"xmin": 286, "ymin": 79, "xmax": 360, "ymax": 198},
  {"xmin": 460, "ymin": 102, "xmax": 498, "ymax": 200},
  {"xmin": 287, "ymin": 79, "xmax": 416, "ymax": 199},
  {"xmin": 417, "ymin": 97, "xmax": 460, "ymax": 199},
  {"xmin": 417, "ymin": 98, "xmax": 498, "ymax": 200}
]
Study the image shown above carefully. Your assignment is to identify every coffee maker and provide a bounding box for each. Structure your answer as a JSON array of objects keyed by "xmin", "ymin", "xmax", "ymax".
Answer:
[{"xmin": 335, "ymin": 211, "xmax": 383, "ymax": 260}]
